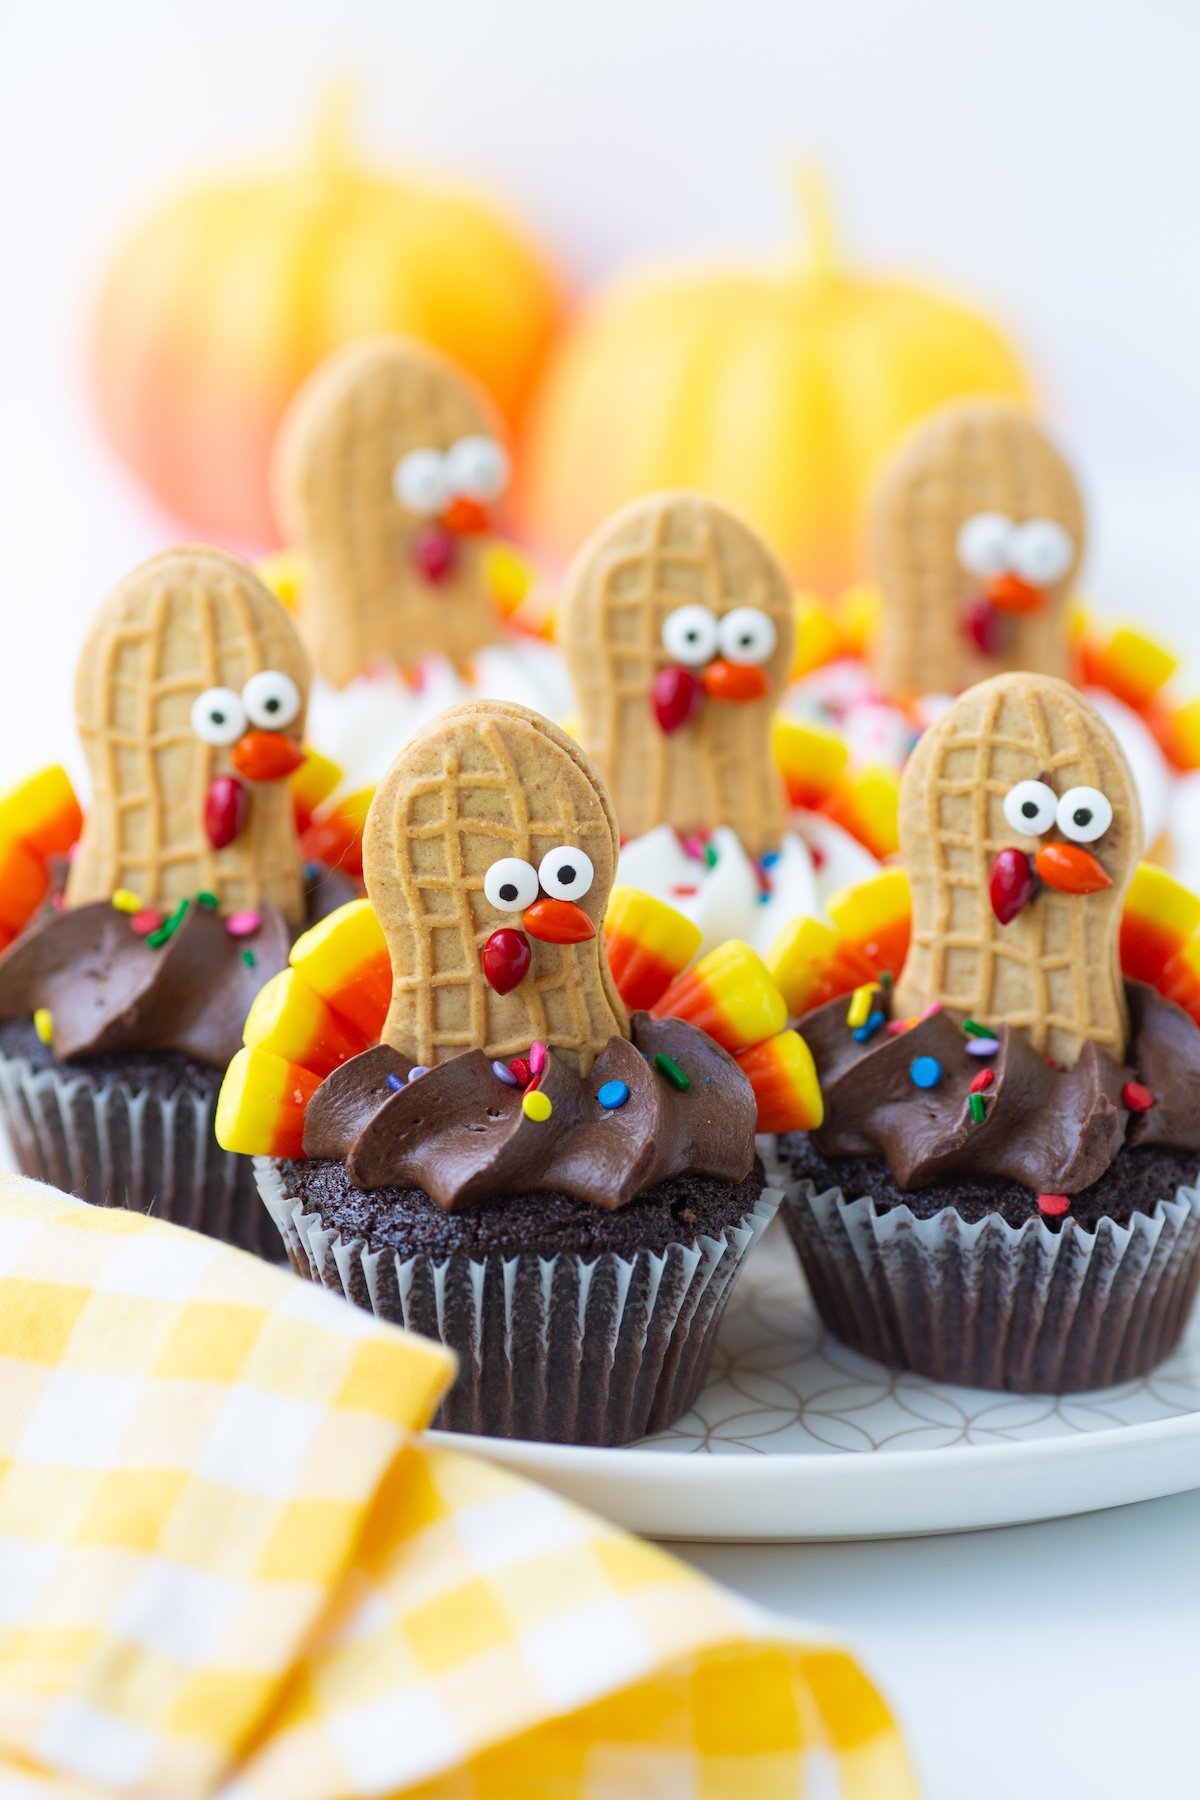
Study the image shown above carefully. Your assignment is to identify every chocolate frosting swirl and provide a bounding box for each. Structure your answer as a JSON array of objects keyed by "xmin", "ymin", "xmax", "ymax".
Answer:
[
  {"xmin": 800, "ymin": 980, "xmax": 1200, "ymax": 1195},
  {"xmin": 303, "ymin": 1013, "xmax": 757, "ymax": 1212},
  {"xmin": 0, "ymin": 868, "xmax": 355, "ymax": 1070}
]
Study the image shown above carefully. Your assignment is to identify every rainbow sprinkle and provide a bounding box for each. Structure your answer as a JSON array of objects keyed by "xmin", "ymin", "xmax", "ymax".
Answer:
[{"xmin": 654, "ymin": 1052, "xmax": 691, "ymax": 1092}]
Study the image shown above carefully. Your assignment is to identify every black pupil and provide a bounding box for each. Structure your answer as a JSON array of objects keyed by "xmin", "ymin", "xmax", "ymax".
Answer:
[
  {"xmin": 686, "ymin": 630, "xmax": 699, "ymax": 643},
  {"xmin": 739, "ymin": 634, "xmax": 753, "ymax": 648},
  {"xmin": 211, "ymin": 711, "xmax": 225, "ymax": 726},
  {"xmin": 499, "ymin": 883, "xmax": 518, "ymax": 903},
  {"xmin": 557, "ymin": 865, "xmax": 576, "ymax": 886},
  {"xmin": 1073, "ymin": 807, "xmax": 1092, "ymax": 827},
  {"xmin": 1021, "ymin": 801, "xmax": 1040, "ymax": 819},
  {"xmin": 264, "ymin": 696, "xmax": 280, "ymax": 713}
]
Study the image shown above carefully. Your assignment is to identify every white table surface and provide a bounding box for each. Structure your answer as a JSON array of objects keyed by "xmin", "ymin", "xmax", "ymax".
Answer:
[{"xmin": 672, "ymin": 1489, "xmax": 1200, "ymax": 1797}]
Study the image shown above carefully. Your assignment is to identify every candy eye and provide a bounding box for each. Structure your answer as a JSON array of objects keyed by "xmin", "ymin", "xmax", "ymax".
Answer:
[
  {"xmin": 483, "ymin": 857, "xmax": 539, "ymax": 912},
  {"xmin": 661, "ymin": 604, "xmax": 719, "ymax": 666},
  {"xmin": 242, "ymin": 670, "xmax": 302, "ymax": 731},
  {"xmin": 537, "ymin": 846, "xmax": 594, "ymax": 901},
  {"xmin": 393, "ymin": 448, "xmax": 450, "ymax": 517},
  {"xmin": 1003, "ymin": 779, "xmax": 1058, "ymax": 836},
  {"xmin": 1056, "ymin": 786, "xmax": 1112, "ymax": 843},
  {"xmin": 1010, "ymin": 519, "xmax": 1074, "ymax": 586},
  {"xmin": 444, "ymin": 435, "xmax": 509, "ymax": 504},
  {"xmin": 716, "ymin": 606, "xmax": 777, "ymax": 665},
  {"xmin": 957, "ymin": 512, "xmax": 1014, "ymax": 578},
  {"xmin": 191, "ymin": 687, "xmax": 246, "ymax": 746}
]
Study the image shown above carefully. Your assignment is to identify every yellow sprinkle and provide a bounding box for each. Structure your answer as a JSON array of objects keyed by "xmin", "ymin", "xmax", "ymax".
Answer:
[
  {"xmin": 33, "ymin": 1008, "xmax": 53, "ymax": 1045},
  {"xmin": 111, "ymin": 888, "xmax": 143, "ymax": 913},
  {"xmin": 522, "ymin": 1089, "xmax": 553, "ymax": 1123},
  {"xmin": 846, "ymin": 984, "xmax": 876, "ymax": 1030}
]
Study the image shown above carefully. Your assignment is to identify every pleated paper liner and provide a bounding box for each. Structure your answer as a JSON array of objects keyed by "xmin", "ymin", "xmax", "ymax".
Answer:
[
  {"xmin": 0, "ymin": 1051, "xmax": 279, "ymax": 1258},
  {"xmin": 256, "ymin": 1156, "xmax": 780, "ymax": 1445},
  {"xmin": 784, "ymin": 1179, "xmax": 1200, "ymax": 1394}
]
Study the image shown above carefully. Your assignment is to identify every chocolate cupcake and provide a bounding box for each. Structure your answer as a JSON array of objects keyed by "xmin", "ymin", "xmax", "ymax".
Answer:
[
  {"xmin": 220, "ymin": 701, "xmax": 804, "ymax": 1444},
  {"xmin": 779, "ymin": 673, "xmax": 1200, "ymax": 1393},
  {"xmin": 0, "ymin": 546, "xmax": 352, "ymax": 1254}
]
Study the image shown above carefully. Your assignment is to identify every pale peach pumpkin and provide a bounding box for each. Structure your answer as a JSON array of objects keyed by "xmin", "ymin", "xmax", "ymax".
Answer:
[
  {"xmin": 93, "ymin": 96, "xmax": 562, "ymax": 548},
  {"xmin": 517, "ymin": 179, "xmax": 1029, "ymax": 594}
]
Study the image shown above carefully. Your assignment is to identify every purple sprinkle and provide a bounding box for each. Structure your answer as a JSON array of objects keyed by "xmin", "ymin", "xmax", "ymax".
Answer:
[
  {"xmin": 492, "ymin": 1060, "xmax": 519, "ymax": 1086},
  {"xmin": 966, "ymin": 1037, "xmax": 1000, "ymax": 1057},
  {"xmin": 386, "ymin": 1073, "xmax": 405, "ymax": 1092}
]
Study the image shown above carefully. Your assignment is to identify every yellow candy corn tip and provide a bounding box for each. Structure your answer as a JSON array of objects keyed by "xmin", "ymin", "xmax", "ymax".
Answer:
[
  {"xmin": 522, "ymin": 1090, "xmax": 552, "ymax": 1122},
  {"xmin": 1125, "ymin": 862, "xmax": 1200, "ymax": 939},
  {"xmin": 606, "ymin": 886, "xmax": 701, "ymax": 965},
  {"xmin": 32, "ymin": 1008, "xmax": 52, "ymax": 1045}
]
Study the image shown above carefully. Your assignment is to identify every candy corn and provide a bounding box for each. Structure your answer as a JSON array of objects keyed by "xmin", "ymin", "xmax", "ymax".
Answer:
[
  {"xmin": 215, "ymin": 1046, "xmax": 321, "ymax": 1157},
  {"xmin": 736, "ymin": 1030, "xmax": 824, "ymax": 1132},
  {"xmin": 766, "ymin": 916, "xmax": 876, "ymax": 1017},
  {"xmin": 819, "ymin": 764, "xmax": 901, "ymax": 859},
  {"xmin": 1079, "ymin": 624, "xmax": 1178, "ymax": 710},
  {"xmin": 651, "ymin": 940, "xmax": 787, "ymax": 1053},
  {"xmin": 0, "ymin": 765, "xmax": 82, "ymax": 859},
  {"xmin": 604, "ymin": 886, "xmax": 701, "ymax": 1010},
  {"xmin": 1120, "ymin": 862, "xmax": 1200, "ymax": 987},
  {"xmin": 789, "ymin": 595, "xmax": 843, "ymax": 679},
  {"xmin": 288, "ymin": 899, "xmax": 391, "ymax": 1040},
  {"xmin": 825, "ymin": 867, "xmax": 912, "ymax": 977},
  {"xmin": 0, "ymin": 835, "xmax": 50, "ymax": 934},
  {"xmin": 291, "ymin": 748, "xmax": 343, "ymax": 833},
  {"xmin": 1159, "ymin": 933, "xmax": 1200, "ymax": 1025},
  {"xmin": 256, "ymin": 548, "xmax": 306, "ymax": 611},
  {"xmin": 1164, "ymin": 696, "xmax": 1200, "ymax": 772},
  {"xmin": 299, "ymin": 784, "xmax": 373, "ymax": 880},
  {"xmin": 833, "ymin": 582, "xmax": 881, "ymax": 659},
  {"xmin": 772, "ymin": 716, "xmax": 849, "ymax": 810},
  {"xmin": 243, "ymin": 968, "xmax": 369, "ymax": 1076}
]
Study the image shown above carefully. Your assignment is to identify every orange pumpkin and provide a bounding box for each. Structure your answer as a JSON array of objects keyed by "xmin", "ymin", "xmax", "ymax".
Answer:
[
  {"xmin": 93, "ymin": 93, "xmax": 562, "ymax": 548},
  {"xmin": 517, "ymin": 177, "xmax": 1030, "ymax": 593}
]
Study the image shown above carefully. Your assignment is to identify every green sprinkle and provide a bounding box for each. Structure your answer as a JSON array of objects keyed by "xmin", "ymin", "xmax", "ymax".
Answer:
[
  {"xmin": 880, "ymin": 970, "xmax": 893, "ymax": 991},
  {"xmin": 241, "ymin": 949, "xmax": 257, "ymax": 969},
  {"xmin": 654, "ymin": 1052, "xmax": 691, "ymax": 1092},
  {"xmin": 962, "ymin": 1018, "xmax": 993, "ymax": 1039},
  {"xmin": 196, "ymin": 890, "xmax": 219, "ymax": 910},
  {"xmin": 146, "ymin": 897, "xmax": 190, "ymax": 949},
  {"xmin": 969, "ymin": 1093, "xmax": 986, "ymax": 1124},
  {"xmin": 703, "ymin": 842, "xmax": 718, "ymax": 868}
]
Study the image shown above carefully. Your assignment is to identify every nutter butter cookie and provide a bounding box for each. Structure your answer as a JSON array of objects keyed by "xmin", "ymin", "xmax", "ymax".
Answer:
[
  {"xmin": 0, "ymin": 546, "xmax": 355, "ymax": 1253},
  {"xmin": 218, "ymin": 698, "xmax": 828, "ymax": 1443},
  {"xmin": 778, "ymin": 672, "xmax": 1200, "ymax": 1394}
]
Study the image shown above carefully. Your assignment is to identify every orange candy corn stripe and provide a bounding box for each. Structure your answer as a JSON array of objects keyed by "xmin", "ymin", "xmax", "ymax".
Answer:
[
  {"xmin": 651, "ymin": 941, "xmax": 787, "ymax": 1053},
  {"xmin": 605, "ymin": 886, "xmax": 701, "ymax": 1011},
  {"xmin": 288, "ymin": 899, "xmax": 391, "ymax": 1040},
  {"xmin": 243, "ymin": 968, "xmax": 369, "ymax": 1077},
  {"xmin": 0, "ymin": 766, "xmax": 84, "ymax": 936},
  {"xmin": 736, "ymin": 1030, "xmax": 824, "ymax": 1132}
]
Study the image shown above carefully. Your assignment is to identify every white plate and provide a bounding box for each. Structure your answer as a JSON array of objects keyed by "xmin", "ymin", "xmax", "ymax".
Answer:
[{"xmin": 435, "ymin": 1221, "xmax": 1200, "ymax": 1540}]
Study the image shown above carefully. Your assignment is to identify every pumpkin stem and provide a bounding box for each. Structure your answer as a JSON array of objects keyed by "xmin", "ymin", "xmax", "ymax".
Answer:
[
  {"xmin": 794, "ymin": 166, "xmax": 841, "ymax": 283},
  {"xmin": 309, "ymin": 80, "xmax": 358, "ymax": 173}
]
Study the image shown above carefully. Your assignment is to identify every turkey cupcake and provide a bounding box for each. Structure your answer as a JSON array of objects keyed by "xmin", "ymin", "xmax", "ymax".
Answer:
[
  {"xmin": 779, "ymin": 672, "xmax": 1200, "ymax": 1393},
  {"xmin": 0, "ymin": 546, "xmax": 353, "ymax": 1254},
  {"xmin": 218, "ymin": 699, "xmax": 823, "ymax": 1444}
]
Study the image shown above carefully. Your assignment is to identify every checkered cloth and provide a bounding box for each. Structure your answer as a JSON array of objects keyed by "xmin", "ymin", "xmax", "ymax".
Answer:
[{"xmin": 0, "ymin": 1173, "xmax": 913, "ymax": 1799}]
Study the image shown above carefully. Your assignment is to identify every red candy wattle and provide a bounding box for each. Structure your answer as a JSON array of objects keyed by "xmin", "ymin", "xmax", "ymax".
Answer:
[
  {"xmin": 204, "ymin": 775, "xmax": 249, "ymax": 850},
  {"xmin": 481, "ymin": 927, "xmax": 531, "ymax": 995},
  {"xmin": 963, "ymin": 598, "xmax": 1011, "ymax": 656},
  {"xmin": 651, "ymin": 666, "xmax": 703, "ymax": 735},
  {"xmin": 412, "ymin": 525, "xmax": 459, "ymax": 585},
  {"xmin": 989, "ymin": 847, "xmax": 1035, "ymax": 924}
]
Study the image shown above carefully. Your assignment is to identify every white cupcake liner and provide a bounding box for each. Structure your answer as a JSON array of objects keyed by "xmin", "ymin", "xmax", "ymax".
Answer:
[
  {"xmin": 0, "ymin": 1050, "xmax": 277, "ymax": 1258},
  {"xmin": 783, "ymin": 1178, "xmax": 1200, "ymax": 1393},
  {"xmin": 255, "ymin": 1157, "xmax": 780, "ymax": 1445}
]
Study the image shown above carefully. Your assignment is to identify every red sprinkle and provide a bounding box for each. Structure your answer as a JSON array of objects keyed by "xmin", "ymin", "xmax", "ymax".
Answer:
[
  {"xmin": 130, "ymin": 908, "xmax": 164, "ymax": 937},
  {"xmin": 1122, "ymin": 1081, "xmax": 1155, "ymax": 1113},
  {"xmin": 508, "ymin": 1057, "xmax": 532, "ymax": 1089},
  {"xmin": 969, "ymin": 1069, "xmax": 995, "ymax": 1094},
  {"xmin": 1037, "ymin": 1193, "xmax": 1071, "ymax": 1218},
  {"xmin": 671, "ymin": 885, "xmax": 699, "ymax": 898}
]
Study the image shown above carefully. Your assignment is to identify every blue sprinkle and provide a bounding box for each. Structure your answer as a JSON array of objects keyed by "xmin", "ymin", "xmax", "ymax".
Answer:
[
  {"xmin": 408, "ymin": 1065, "xmax": 430, "ymax": 1081},
  {"xmin": 757, "ymin": 890, "xmax": 770, "ymax": 904},
  {"xmin": 760, "ymin": 850, "xmax": 780, "ymax": 869},
  {"xmin": 853, "ymin": 1011, "xmax": 886, "ymax": 1044},
  {"xmin": 492, "ymin": 1059, "xmax": 519, "ymax": 1086},
  {"xmin": 597, "ymin": 1079, "xmax": 629, "ymax": 1110},
  {"xmin": 302, "ymin": 861, "xmax": 322, "ymax": 882},
  {"xmin": 910, "ymin": 1056, "xmax": 943, "ymax": 1090},
  {"xmin": 386, "ymin": 1073, "xmax": 406, "ymax": 1093}
]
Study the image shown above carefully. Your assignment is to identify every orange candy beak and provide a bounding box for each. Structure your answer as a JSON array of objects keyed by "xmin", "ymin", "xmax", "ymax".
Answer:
[
  {"xmin": 523, "ymin": 898, "xmax": 596, "ymax": 944},
  {"xmin": 984, "ymin": 572, "xmax": 1046, "ymax": 615},
  {"xmin": 701, "ymin": 660, "xmax": 770, "ymax": 702},
  {"xmin": 231, "ymin": 732, "xmax": 307, "ymax": 783},
  {"xmin": 442, "ymin": 496, "xmax": 491, "ymax": 536},
  {"xmin": 1035, "ymin": 842, "xmax": 1112, "ymax": 895}
]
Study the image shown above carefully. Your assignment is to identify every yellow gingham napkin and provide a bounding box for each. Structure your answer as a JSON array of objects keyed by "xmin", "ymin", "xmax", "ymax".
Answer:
[{"xmin": 0, "ymin": 1173, "xmax": 913, "ymax": 1799}]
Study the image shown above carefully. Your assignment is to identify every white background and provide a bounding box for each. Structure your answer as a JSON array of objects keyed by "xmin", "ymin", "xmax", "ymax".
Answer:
[{"xmin": 3, "ymin": 4, "xmax": 1200, "ymax": 1795}]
